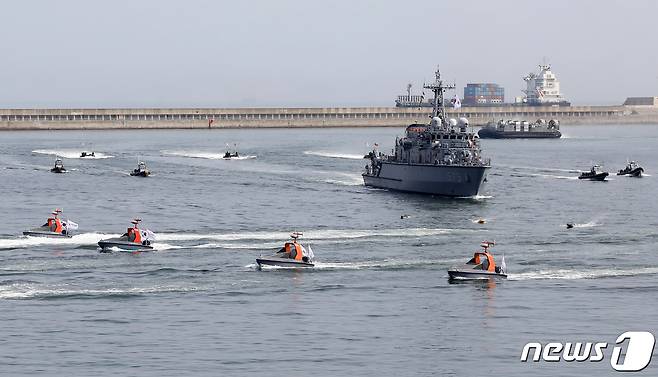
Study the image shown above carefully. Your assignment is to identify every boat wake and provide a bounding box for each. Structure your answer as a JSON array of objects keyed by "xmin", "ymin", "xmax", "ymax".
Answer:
[
  {"xmin": 322, "ymin": 172, "xmax": 363, "ymax": 186},
  {"xmin": 471, "ymin": 195, "xmax": 493, "ymax": 200},
  {"xmin": 0, "ymin": 232, "xmax": 119, "ymax": 250},
  {"xmin": 0, "ymin": 228, "xmax": 476, "ymax": 252},
  {"xmin": 32, "ymin": 149, "xmax": 114, "ymax": 159},
  {"xmin": 528, "ymin": 173, "xmax": 579, "ymax": 180},
  {"xmin": 510, "ymin": 267, "xmax": 658, "ymax": 281},
  {"xmin": 567, "ymin": 221, "xmax": 601, "ymax": 228},
  {"xmin": 0, "ymin": 283, "xmax": 200, "ymax": 300},
  {"xmin": 499, "ymin": 164, "xmax": 580, "ymax": 174},
  {"xmin": 157, "ymin": 228, "xmax": 469, "ymax": 243},
  {"xmin": 161, "ymin": 150, "xmax": 256, "ymax": 160},
  {"xmin": 303, "ymin": 151, "xmax": 364, "ymax": 160},
  {"xmin": 313, "ymin": 258, "xmax": 463, "ymax": 270},
  {"xmin": 246, "ymin": 257, "xmax": 463, "ymax": 271}
]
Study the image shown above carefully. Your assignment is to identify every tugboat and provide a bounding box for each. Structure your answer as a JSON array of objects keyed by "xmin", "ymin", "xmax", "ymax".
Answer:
[
  {"xmin": 448, "ymin": 241, "xmax": 507, "ymax": 280},
  {"xmin": 478, "ymin": 119, "xmax": 561, "ymax": 139},
  {"xmin": 50, "ymin": 158, "xmax": 66, "ymax": 173},
  {"xmin": 130, "ymin": 161, "xmax": 151, "ymax": 177},
  {"xmin": 256, "ymin": 232, "xmax": 315, "ymax": 268},
  {"xmin": 578, "ymin": 165, "xmax": 609, "ymax": 181},
  {"xmin": 617, "ymin": 161, "xmax": 644, "ymax": 177},
  {"xmin": 363, "ymin": 67, "xmax": 491, "ymax": 197},
  {"xmin": 80, "ymin": 151, "xmax": 95, "ymax": 158},
  {"xmin": 98, "ymin": 218, "xmax": 155, "ymax": 252},
  {"xmin": 23, "ymin": 209, "xmax": 78, "ymax": 238}
]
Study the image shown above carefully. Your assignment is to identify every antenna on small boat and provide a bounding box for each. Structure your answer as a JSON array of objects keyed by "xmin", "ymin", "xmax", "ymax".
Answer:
[{"xmin": 480, "ymin": 240, "xmax": 495, "ymax": 251}]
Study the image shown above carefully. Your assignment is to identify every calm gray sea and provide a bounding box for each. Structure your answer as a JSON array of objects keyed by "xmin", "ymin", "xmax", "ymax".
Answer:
[{"xmin": 1, "ymin": 125, "xmax": 657, "ymax": 376}]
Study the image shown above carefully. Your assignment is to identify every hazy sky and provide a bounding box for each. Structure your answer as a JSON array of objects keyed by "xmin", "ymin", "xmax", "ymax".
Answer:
[{"xmin": 1, "ymin": 0, "xmax": 656, "ymax": 108}]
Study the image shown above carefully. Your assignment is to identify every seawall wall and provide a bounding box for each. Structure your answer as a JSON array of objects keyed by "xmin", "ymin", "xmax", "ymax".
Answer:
[{"xmin": 0, "ymin": 105, "xmax": 656, "ymax": 130}]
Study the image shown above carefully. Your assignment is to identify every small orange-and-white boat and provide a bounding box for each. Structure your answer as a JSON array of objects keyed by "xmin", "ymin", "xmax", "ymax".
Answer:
[
  {"xmin": 23, "ymin": 209, "xmax": 78, "ymax": 238},
  {"xmin": 256, "ymin": 232, "xmax": 315, "ymax": 268},
  {"xmin": 448, "ymin": 241, "xmax": 507, "ymax": 279},
  {"xmin": 98, "ymin": 218, "xmax": 155, "ymax": 252}
]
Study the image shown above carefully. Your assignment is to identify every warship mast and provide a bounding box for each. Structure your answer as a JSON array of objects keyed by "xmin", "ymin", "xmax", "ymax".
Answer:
[{"xmin": 423, "ymin": 67, "xmax": 455, "ymax": 128}]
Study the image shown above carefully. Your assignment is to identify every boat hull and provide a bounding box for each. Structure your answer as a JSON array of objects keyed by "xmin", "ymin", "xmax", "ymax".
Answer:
[
  {"xmin": 51, "ymin": 168, "xmax": 66, "ymax": 173},
  {"xmin": 578, "ymin": 172, "xmax": 609, "ymax": 181},
  {"xmin": 618, "ymin": 167, "xmax": 643, "ymax": 177},
  {"xmin": 256, "ymin": 257, "xmax": 314, "ymax": 268},
  {"xmin": 98, "ymin": 239, "xmax": 153, "ymax": 252},
  {"xmin": 448, "ymin": 270, "xmax": 507, "ymax": 280},
  {"xmin": 23, "ymin": 230, "xmax": 71, "ymax": 238},
  {"xmin": 363, "ymin": 163, "xmax": 489, "ymax": 197},
  {"xmin": 478, "ymin": 128, "xmax": 561, "ymax": 139},
  {"xmin": 130, "ymin": 172, "xmax": 150, "ymax": 177}
]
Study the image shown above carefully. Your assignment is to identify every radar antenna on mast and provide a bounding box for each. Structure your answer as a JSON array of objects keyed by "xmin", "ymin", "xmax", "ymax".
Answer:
[{"xmin": 423, "ymin": 66, "xmax": 455, "ymax": 127}]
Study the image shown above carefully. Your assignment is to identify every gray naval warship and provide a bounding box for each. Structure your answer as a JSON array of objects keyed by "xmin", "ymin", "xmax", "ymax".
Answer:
[{"xmin": 363, "ymin": 68, "xmax": 491, "ymax": 197}]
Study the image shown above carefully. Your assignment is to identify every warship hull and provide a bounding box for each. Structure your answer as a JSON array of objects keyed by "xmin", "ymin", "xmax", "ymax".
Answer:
[{"xmin": 363, "ymin": 162, "xmax": 490, "ymax": 197}]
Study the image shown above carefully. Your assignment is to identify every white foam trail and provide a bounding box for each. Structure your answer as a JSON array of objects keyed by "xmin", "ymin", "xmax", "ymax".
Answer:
[
  {"xmin": 32, "ymin": 149, "xmax": 114, "ymax": 159},
  {"xmin": 510, "ymin": 267, "xmax": 658, "ymax": 281},
  {"xmin": 471, "ymin": 195, "xmax": 493, "ymax": 200},
  {"xmin": 0, "ymin": 232, "xmax": 120, "ymax": 250},
  {"xmin": 304, "ymin": 151, "xmax": 364, "ymax": 160},
  {"xmin": 162, "ymin": 150, "xmax": 256, "ymax": 160},
  {"xmin": 0, "ymin": 284, "xmax": 199, "ymax": 299},
  {"xmin": 312, "ymin": 258, "xmax": 462, "ymax": 270},
  {"xmin": 152, "ymin": 243, "xmax": 183, "ymax": 251},
  {"xmin": 190, "ymin": 242, "xmax": 281, "ymax": 249},
  {"xmin": 572, "ymin": 221, "xmax": 600, "ymax": 228},
  {"xmin": 528, "ymin": 173, "xmax": 579, "ymax": 180},
  {"xmin": 323, "ymin": 173, "xmax": 363, "ymax": 186},
  {"xmin": 157, "ymin": 228, "xmax": 466, "ymax": 242},
  {"xmin": 0, "ymin": 228, "xmax": 472, "ymax": 251},
  {"xmin": 499, "ymin": 164, "xmax": 580, "ymax": 173},
  {"xmin": 248, "ymin": 257, "xmax": 464, "ymax": 271}
]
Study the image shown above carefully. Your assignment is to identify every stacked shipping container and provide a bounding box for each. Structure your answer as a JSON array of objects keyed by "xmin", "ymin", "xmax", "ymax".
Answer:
[{"xmin": 463, "ymin": 83, "xmax": 504, "ymax": 106}]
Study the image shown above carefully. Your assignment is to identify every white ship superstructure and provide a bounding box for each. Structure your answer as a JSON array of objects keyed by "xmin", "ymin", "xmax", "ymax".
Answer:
[{"xmin": 523, "ymin": 64, "xmax": 567, "ymax": 105}]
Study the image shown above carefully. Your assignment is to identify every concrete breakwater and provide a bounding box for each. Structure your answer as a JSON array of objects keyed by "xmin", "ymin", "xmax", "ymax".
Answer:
[{"xmin": 0, "ymin": 105, "xmax": 656, "ymax": 130}]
